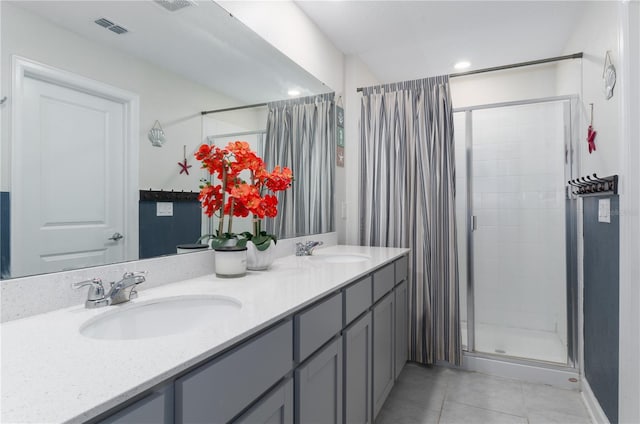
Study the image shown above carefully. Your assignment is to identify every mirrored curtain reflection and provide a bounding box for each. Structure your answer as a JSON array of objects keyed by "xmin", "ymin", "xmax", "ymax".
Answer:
[{"xmin": 264, "ymin": 93, "xmax": 336, "ymax": 239}]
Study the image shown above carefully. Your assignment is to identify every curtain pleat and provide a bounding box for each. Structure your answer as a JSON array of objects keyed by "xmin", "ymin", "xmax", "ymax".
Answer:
[
  {"xmin": 264, "ymin": 93, "xmax": 335, "ymax": 239},
  {"xmin": 360, "ymin": 76, "xmax": 461, "ymax": 366}
]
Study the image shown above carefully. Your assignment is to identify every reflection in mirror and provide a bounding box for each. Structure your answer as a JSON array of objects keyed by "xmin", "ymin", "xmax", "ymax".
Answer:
[{"xmin": 0, "ymin": 0, "xmax": 334, "ymax": 280}]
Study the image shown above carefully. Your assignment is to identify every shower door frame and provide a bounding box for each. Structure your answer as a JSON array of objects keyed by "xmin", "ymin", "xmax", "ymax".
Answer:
[{"xmin": 454, "ymin": 95, "xmax": 580, "ymax": 370}]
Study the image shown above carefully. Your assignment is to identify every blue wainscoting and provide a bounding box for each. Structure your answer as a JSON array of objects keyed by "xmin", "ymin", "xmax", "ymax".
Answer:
[
  {"xmin": 1, "ymin": 192, "xmax": 9, "ymax": 278},
  {"xmin": 583, "ymin": 195, "xmax": 619, "ymax": 423},
  {"xmin": 139, "ymin": 191, "xmax": 202, "ymax": 259}
]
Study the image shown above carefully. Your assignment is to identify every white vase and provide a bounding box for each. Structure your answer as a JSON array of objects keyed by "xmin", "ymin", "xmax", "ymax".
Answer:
[
  {"xmin": 246, "ymin": 240, "xmax": 276, "ymax": 271},
  {"xmin": 214, "ymin": 246, "xmax": 247, "ymax": 278}
]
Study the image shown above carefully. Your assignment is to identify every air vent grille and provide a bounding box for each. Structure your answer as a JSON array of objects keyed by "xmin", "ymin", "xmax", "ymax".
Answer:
[
  {"xmin": 153, "ymin": 0, "xmax": 195, "ymax": 12},
  {"xmin": 94, "ymin": 17, "xmax": 128, "ymax": 35},
  {"xmin": 108, "ymin": 25, "xmax": 128, "ymax": 35},
  {"xmin": 94, "ymin": 18, "xmax": 114, "ymax": 28}
]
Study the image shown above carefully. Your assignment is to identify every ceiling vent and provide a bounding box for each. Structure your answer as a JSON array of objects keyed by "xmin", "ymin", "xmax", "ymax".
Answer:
[
  {"xmin": 94, "ymin": 18, "xmax": 129, "ymax": 35},
  {"xmin": 94, "ymin": 18, "xmax": 114, "ymax": 28},
  {"xmin": 108, "ymin": 25, "xmax": 128, "ymax": 35},
  {"xmin": 153, "ymin": 0, "xmax": 195, "ymax": 12}
]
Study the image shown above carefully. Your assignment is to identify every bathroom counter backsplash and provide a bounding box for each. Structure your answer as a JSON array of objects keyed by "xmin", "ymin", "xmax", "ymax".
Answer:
[
  {"xmin": 1, "ymin": 244, "xmax": 409, "ymax": 424},
  {"xmin": 0, "ymin": 232, "xmax": 338, "ymax": 322}
]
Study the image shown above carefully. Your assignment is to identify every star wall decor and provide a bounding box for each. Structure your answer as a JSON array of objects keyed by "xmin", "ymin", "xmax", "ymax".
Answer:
[{"xmin": 178, "ymin": 145, "xmax": 192, "ymax": 175}]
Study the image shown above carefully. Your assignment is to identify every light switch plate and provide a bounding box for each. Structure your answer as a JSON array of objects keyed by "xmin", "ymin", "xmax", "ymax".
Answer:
[
  {"xmin": 598, "ymin": 198, "xmax": 611, "ymax": 223},
  {"xmin": 157, "ymin": 202, "xmax": 174, "ymax": 217}
]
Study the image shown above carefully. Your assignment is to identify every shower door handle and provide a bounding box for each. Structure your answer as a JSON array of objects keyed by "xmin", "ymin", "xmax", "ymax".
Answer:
[{"xmin": 471, "ymin": 216, "xmax": 477, "ymax": 231}]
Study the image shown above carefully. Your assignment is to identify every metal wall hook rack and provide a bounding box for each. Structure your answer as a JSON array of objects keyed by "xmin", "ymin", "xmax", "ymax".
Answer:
[
  {"xmin": 139, "ymin": 189, "xmax": 199, "ymax": 202},
  {"xmin": 567, "ymin": 173, "xmax": 618, "ymax": 197}
]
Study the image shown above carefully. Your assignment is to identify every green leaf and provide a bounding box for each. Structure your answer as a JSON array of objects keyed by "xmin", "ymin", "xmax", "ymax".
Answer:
[{"xmin": 209, "ymin": 238, "xmax": 226, "ymax": 249}]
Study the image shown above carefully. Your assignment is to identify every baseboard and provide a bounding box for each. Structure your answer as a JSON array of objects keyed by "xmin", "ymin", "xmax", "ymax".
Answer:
[{"xmin": 581, "ymin": 377, "xmax": 610, "ymax": 424}]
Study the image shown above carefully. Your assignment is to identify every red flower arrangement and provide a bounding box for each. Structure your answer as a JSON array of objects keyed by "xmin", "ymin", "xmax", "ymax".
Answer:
[{"xmin": 195, "ymin": 141, "xmax": 293, "ymax": 250}]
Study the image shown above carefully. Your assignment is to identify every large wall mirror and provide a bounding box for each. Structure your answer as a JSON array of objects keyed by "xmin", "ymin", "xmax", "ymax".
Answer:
[{"xmin": 0, "ymin": 0, "xmax": 335, "ymax": 280}]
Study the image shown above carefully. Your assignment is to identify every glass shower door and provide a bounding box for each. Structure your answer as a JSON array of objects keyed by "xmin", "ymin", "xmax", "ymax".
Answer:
[{"xmin": 468, "ymin": 100, "xmax": 569, "ymax": 364}]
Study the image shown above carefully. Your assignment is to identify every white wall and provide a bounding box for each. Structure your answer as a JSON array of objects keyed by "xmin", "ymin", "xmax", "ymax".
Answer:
[
  {"xmin": 558, "ymin": 2, "xmax": 620, "ymax": 180},
  {"xmin": 217, "ymin": 0, "xmax": 344, "ymax": 95},
  {"xmin": 616, "ymin": 2, "xmax": 640, "ymax": 423},
  {"xmin": 1, "ymin": 2, "xmax": 262, "ymax": 193},
  {"xmin": 451, "ymin": 62, "xmax": 579, "ymax": 108}
]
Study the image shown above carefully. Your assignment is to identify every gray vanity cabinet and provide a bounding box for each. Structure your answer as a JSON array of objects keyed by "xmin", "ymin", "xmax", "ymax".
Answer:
[
  {"xmin": 174, "ymin": 320, "xmax": 293, "ymax": 424},
  {"xmin": 99, "ymin": 384, "xmax": 173, "ymax": 424},
  {"xmin": 394, "ymin": 279, "xmax": 408, "ymax": 380},
  {"xmin": 234, "ymin": 378, "xmax": 293, "ymax": 424},
  {"xmin": 343, "ymin": 311, "xmax": 373, "ymax": 424},
  {"xmin": 295, "ymin": 292, "xmax": 343, "ymax": 363},
  {"xmin": 295, "ymin": 337, "xmax": 343, "ymax": 424},
  {"xmin": 372, "ymin": 292, "xmax": 395, "ymax": 419},
  {"xmin": 95, "ymin": 254, "xmax": 410, "ymax": 424}
]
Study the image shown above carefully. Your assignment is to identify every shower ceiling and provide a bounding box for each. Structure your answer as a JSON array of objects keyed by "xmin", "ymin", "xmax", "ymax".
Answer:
[{"xmin": 295, "ymin": 1, "xmax": 586, "ymax": 83}]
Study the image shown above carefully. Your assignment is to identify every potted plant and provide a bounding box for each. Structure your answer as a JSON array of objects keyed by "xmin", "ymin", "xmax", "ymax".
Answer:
[{"xmin": 195, "ymin": 141, "xmax": 292, "ymax": 271}]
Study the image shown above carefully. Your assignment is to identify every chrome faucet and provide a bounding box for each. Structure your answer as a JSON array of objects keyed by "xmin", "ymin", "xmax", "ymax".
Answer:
[
  {"xmin": 295, "ymin": 241, "xmax": 323, "ymax": 256},
  {"xmin": 72, "ymin": 271, "xmax": 147, "ymax": 308},
  {"xmin": 107, "ymin": 271, "xmax": 147, "ymax": 305}
]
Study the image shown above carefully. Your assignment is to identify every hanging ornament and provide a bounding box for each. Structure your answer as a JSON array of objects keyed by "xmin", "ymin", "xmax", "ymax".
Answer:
[
  {"xmin": 603, "ymin": 51, "xmax": 616, "ymax": 100},
  {"xmin": 587, "ymin": 103, "xmax": 597, "ymax": 154},
  {"xmin": 178, "ymin": 145, "xmax": 192, "ymax": 175},
  {"xmin": 148, "ymin": 120, "xmax": 166, "ymax": 147}
]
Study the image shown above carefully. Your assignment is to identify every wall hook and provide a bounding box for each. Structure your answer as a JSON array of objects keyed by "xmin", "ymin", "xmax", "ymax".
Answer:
[{"xmin": 0, "ymin": 96, "xmax": 7, "ymax": 105}]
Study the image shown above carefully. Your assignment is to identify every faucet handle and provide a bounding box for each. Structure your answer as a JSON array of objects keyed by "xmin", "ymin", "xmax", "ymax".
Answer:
[
  {"xmin": 123, "ymin": 271, "xmax": 147, "ymax": 283},
  {"xmin": 72, "ymin": 278, "xmax": 105, "ymax": 301}
]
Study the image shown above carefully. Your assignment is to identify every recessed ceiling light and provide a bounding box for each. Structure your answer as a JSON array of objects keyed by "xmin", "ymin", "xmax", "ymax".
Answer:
[
  {"xmin": 454, "ymin": 61, "xmax": 471, "ymax": 70},
  {"xmin": 288, "ymin": 89, "xmax": 301, "ymax": 96}
]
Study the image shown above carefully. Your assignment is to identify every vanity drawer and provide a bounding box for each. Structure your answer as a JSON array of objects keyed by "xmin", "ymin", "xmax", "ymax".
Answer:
[
  {"xmin": 395, "ymin": 255, "xmax": 408, "ymax": 284},
  {"xmin": 175, "ymin": 320, "xmax": 293, "ymax": 424},
  {"xmin": 295, "ymin": 292, "xmax": 343, "ymax": 362},
  {"xmin": 99, "ymin": 384, "xmax": 173, "ymax": 424},
  {"xmin": 373, "ymin": 264, "xmax": 395, "ymax": 302},
  {"xmin": 343, "ymin": 276, "xmax": 372, "ymax": 326}
]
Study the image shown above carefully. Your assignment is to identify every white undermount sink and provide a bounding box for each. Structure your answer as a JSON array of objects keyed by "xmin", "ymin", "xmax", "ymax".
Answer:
[
  {"xmin": 80, "ymin": 295, "xmax": 242, "ymax": 340},
  {"xmin": 306, "ymin": 253, "xmax": 371, "ymax": 264}
]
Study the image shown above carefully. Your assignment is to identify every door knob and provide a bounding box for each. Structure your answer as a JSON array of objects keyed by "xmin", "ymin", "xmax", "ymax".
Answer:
[{"xmin": 108, "ymin": 232, "xmax": 124, "ymax": 241}]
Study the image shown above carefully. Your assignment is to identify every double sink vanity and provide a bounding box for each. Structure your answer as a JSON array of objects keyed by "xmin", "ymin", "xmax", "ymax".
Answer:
[{"xmin": 1, "ymin": 245, "xmax": 409, "ymax": 423}]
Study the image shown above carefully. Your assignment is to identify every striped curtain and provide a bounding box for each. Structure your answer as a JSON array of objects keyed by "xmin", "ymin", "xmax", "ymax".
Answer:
[
  {"xmin": 360, "ymin": 76, "xmax": 461, "ymax": 365},
  {"xmin": 264, "ymin": 93, "xmax": 335, "ymax": 239}
]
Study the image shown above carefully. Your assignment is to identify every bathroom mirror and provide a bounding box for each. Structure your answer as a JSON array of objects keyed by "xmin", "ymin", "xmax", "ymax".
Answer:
[{"xmin": 0, "ymin": 0, "xmax": 334, "ymax": 279}]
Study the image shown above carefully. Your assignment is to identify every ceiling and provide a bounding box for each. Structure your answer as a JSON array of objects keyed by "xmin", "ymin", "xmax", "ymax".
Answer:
[
  {"xmin": 295, "ymin": 1, "xmax": 587, "ymax": 83},
  {"xmin": 11, "ymin": 0, "xmax": 328, "ymax": 104}
]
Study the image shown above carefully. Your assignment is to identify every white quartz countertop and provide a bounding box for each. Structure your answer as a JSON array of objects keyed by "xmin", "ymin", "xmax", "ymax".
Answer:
[{"xmin": 1, "ymin": 245, "xmax": 408, "ymax": 424}]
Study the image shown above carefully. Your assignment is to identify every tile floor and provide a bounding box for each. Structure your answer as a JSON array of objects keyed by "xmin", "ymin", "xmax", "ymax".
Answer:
[{"xmin": 375, "ymin": 363, "xmax": 592, "ymax": 424}]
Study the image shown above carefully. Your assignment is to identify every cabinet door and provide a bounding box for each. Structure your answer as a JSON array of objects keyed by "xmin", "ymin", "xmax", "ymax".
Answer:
[
  {"xmin": 175, "ymin": 320, "xmax": 293, "ymax": 424},
  {"xmin": 394, "ymin": 280, "xmax": 408, "ymax": 380},
  {"xmin": 234, "ymin": 378, "xmax": 293, "ymax": 424},
  {"xmin": 99, "ymin": 385, "xmax": 173, "ymax": 424},
  {"xmin": 343, "ymin": 311, "xmax": 372, "ymax": 424},
  {"xmin": 295, "ymin": 337, "xmax": 343, "ymax": 424},
  {"xmin": 372, "ymin": 293, "xmax": 394, "ymax": 419}
]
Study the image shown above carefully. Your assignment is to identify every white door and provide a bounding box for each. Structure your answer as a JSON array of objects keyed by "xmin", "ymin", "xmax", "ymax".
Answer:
[{"xmin": 11, "ymin": 68, "xmax": 130, "ymax": 277}]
